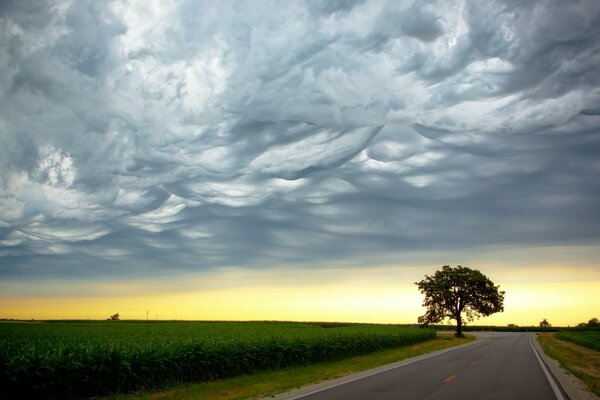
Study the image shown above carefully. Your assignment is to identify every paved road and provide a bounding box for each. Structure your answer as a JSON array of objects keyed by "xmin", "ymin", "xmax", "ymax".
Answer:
[{"xmin": 287, "ymin": 333, "xmax": 562, "ymax": 400}]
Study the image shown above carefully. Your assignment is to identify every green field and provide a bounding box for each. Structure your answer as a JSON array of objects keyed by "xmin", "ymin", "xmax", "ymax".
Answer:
[
  {"xmin": 555, "ymin": 330, "xmax": 600, "ymax": 351},
  {"xmin": 0, "ymin": 321, "xmax": 435, "ymax": 399}
]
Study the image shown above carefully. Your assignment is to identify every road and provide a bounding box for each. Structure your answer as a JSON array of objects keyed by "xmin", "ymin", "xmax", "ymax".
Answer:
[{"xmin": 284, "ymin": 332, "xmax": 564, "ymax": 400}]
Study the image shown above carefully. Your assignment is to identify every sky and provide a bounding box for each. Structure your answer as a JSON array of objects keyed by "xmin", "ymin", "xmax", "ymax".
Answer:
[{"xmin": 1, "ymin": 0, "xmax": 600, "ymax": 326}]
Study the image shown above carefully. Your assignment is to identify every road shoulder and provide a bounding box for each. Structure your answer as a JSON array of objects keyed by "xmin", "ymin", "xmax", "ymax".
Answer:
[{"xmin": 532, "ymin": 334, "xmax": 599, "ymax": 400}]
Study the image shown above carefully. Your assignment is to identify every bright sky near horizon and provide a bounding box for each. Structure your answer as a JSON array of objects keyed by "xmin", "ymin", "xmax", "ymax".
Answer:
[{"xmin": 1, "ymin": 0, "xmax": 600, "ymax": 326}]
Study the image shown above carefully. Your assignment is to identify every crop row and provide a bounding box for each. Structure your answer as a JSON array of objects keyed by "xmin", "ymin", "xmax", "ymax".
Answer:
[
  {"xmin": 0, "ymin": 322, "xmax": 435, "ymax": 399},
  {"xmin": 555, "ymin": 330, "xmax": 600, "ymax": 352}
]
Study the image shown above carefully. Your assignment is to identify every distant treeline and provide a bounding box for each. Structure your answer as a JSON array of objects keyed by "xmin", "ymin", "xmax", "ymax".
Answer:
[
  {"xmin": 409, "ymin": 324, "xmax": 600, "ymax": 332},
  {"xmin": 2, "ymin": 319, "xmax": 599, "ymax": 332}
]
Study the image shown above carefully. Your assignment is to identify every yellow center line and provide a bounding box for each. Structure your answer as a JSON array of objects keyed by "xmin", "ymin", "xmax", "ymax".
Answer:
[{"xmin": 443, "ymin": 374, "xmax": 457, "ymax": 383}]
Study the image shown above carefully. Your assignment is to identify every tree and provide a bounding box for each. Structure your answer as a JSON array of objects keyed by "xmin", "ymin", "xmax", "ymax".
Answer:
[
  {"xmin": 415, "ymin": 265, "xmax": 505, "ymax": 337},
  {"xmin": 108, "ymin": 313, "xmax": 120, "ymax": 321},
  {"xmin": 588, "ymin": 317, "xmax": 599, "ymax": 327}
]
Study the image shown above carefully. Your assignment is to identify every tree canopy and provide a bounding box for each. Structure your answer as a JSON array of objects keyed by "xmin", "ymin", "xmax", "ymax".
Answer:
[{"xmin": 415, "ymin": 265, "xmax": 505, "ymax": 337}]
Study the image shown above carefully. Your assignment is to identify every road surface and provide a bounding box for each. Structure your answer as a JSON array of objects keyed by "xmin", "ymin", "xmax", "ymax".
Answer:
[{"xmin": 284, "ymin": 332, "xmax": 564, "ymax": 400}]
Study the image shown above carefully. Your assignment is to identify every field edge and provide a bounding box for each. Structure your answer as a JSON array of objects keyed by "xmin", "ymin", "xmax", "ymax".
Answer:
[{"xmin": 116, "ymin": 334, "xmax": 474, "ymax": 400}]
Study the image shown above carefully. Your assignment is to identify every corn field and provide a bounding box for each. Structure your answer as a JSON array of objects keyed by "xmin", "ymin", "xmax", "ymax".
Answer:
[
  {"xmin": 556, "ymin": 329, "xmax": 600, "ymax": 352},
  {"xmin": 0, "ymin": 321, "xmax": 435, "ymax": 399}
]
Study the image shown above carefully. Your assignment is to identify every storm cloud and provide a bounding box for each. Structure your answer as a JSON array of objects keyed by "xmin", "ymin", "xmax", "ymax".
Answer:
[{"xmin": 1, "ymin": 0, "xmax": 600, "ymax": 280}]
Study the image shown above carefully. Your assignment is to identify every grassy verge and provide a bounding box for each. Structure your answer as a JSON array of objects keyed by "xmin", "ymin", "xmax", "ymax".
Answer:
[
  {"xmin": 538, "ymin": 333, "xmax": 600, "ymax": 397},
  {"xmin": 116, "ymin": 334, "xmax": 473, "ymax": 400}
]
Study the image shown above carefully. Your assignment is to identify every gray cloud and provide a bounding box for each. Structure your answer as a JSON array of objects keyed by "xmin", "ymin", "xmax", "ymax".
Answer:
[{"xmin": 1, "ymin": 0, "xmax": 600, "ymax": 282}]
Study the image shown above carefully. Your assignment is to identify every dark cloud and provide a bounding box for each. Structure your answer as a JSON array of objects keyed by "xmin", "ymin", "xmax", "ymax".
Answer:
[
  {"xmin": 307, "ymin": 0, "xmax": 366, "ymax": 15},
  {"xmin": 398, "ymin": 4, "xmax": 444, "ymax": 42},
  {"xmin": 1, "ymin": 0, "xmax": 600, "ymax": 282}
]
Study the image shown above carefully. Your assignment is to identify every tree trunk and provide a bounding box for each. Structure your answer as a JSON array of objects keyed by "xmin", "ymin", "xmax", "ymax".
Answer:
[{"xmin": 456, "ymin": 314, "xmax": 463, "ymax": 338}]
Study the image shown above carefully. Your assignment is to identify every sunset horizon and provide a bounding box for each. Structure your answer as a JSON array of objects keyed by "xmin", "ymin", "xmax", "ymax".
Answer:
[{"xmin": 3, "ymin": 244, "xmax": 599, "ymax": 327}]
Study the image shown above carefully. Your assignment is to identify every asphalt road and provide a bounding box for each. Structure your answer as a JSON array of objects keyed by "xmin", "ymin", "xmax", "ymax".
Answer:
[{"xmin": 287, "ymin": 332, "xmax": 563, "ymax": 400}]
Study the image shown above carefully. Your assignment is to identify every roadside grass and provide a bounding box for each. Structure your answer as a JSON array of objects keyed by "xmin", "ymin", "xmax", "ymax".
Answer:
[
  {"xmin": 538, "ymin": 333, "xmax": 600, "ymax": 397},
  {"xmin": 115, "ymin": 334, "xmax": 473, "ymax": 400}
]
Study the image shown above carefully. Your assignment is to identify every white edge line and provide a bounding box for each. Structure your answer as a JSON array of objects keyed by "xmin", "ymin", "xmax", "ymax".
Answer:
[
  {"xmin": 286, "ymin": 339, "xmax": 478, "ymax": 400},
  {"xmin": 529, "ymin": 334, "xmax": 566, "ymax": 400}
]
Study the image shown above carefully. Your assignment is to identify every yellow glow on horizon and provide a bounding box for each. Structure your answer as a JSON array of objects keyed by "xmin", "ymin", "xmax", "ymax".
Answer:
[
  {"xmin": 0, "ymin": 283, "xmax": 423, "ymax": 323},
  {"xmin": 482, "ymin": 281, "xmax": 600, "ymax": 327},
  {"xmin": 1, "ymin": 264, "xmax": 599, "ymax": 327}
]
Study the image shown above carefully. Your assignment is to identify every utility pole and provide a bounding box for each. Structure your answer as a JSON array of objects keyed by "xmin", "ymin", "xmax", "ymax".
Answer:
[{"xmin": 146, "ymin": 310, "xmax": 149, "ymax": 321}]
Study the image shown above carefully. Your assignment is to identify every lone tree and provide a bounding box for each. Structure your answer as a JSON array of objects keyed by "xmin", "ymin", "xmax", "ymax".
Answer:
[{"xmin": 416, "ymin": 265, "xmax": 505, "ymax": 337}]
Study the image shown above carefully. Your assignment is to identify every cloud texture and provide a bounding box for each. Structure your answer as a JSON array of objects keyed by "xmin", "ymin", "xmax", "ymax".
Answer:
[{"xmin": 1, "ymin": 0, "xmax": 600, "ymax": 280}]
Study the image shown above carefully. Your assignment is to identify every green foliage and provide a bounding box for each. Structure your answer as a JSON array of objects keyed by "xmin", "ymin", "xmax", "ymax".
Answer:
[
  {"xmin": 0, "ymin": 321, "xmax": 435, "ymax": 399},
  {"xmin": 415, "ymin": 265, "xmax": 504, "ymax": 336},
  {"xmin": 556, "ymin": 330, "xmax": 600, "ymax": 352}
]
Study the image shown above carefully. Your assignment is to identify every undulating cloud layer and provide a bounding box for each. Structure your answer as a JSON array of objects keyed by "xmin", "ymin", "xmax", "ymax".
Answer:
[{"xmin": 1, "ymin": 0, "xmax": 600, "ymax": 280}]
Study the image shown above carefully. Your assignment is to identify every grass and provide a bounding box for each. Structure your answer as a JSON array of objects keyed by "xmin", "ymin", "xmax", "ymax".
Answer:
[
  {"xmin": 538, "ymin": 333, "xmax": 600, "ymax": 396},
  {"xmin": 117, "ymin": 334, "xmax": 473, "ymax": 400}
]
